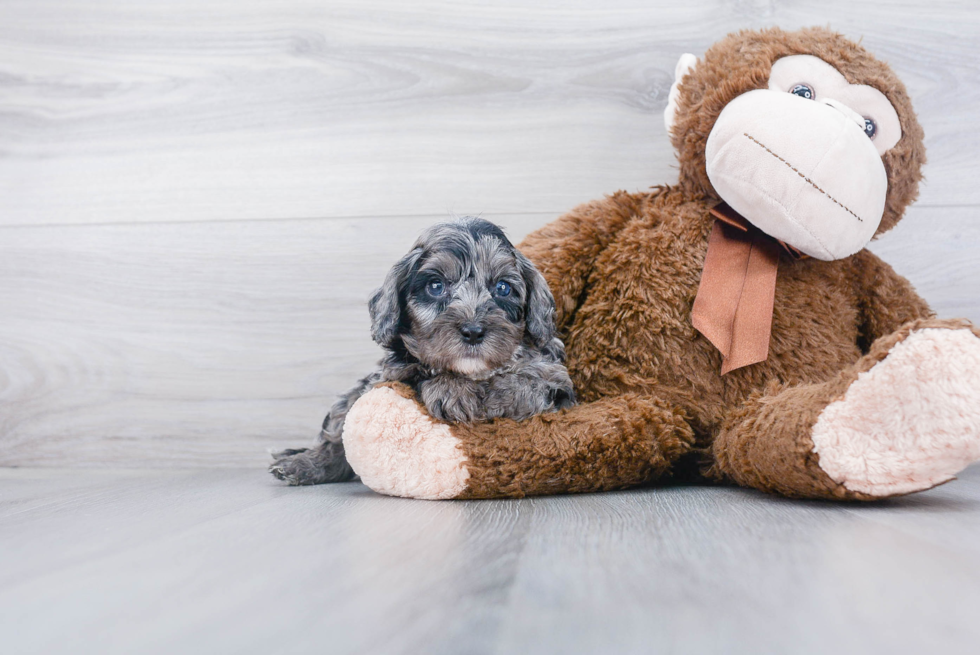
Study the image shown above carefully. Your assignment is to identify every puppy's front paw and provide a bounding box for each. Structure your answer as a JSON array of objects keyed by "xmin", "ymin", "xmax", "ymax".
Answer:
[
  {"xmin": 343, "ymin": 384, "xmax": 470, "ymax": 499},
  {"xmin": 430, "ymin": 396, "xmax": 485, "ymax": 424},
  {"xmin": 418, "ymin": 377, "xmax": 485, "ymax": 423}
]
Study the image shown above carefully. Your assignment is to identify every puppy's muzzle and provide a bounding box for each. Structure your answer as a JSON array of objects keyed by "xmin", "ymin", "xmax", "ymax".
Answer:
[{"xmin": 459, "ymin": 323, "xmax": 486, "ymax": 345}]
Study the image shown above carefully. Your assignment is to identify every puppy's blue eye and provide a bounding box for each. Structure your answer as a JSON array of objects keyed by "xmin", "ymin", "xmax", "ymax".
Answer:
[
  {"xmin": 495, "ymin": 280, "xmax": 511, "ymax": 297},
  {"xmin": 426, "ymin": 280, "xmax": 445, "ymax": 297}
]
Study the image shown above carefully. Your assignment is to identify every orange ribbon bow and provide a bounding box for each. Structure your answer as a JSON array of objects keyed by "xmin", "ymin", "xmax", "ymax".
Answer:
[{"xmin": 692, "ymin": 202, "xmax": 806, "ymax": 375}]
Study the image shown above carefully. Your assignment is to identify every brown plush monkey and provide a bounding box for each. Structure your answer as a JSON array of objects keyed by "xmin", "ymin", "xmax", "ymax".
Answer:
[{"xmin": 341, "ymin": 27, "xmax": 980, "ymax": 501}]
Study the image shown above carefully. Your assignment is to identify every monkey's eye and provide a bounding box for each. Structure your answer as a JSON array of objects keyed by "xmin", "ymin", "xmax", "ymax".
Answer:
[
  {"xmin": 426, "ymin": 279, "xmax": 446, "ymax": 298},
  {"xmin": 790, "ymin": 83, "xmax": 814, "ymax": 100},
  {"xmin": 863, "ymin": 117, "xmax": 877, "ymax": 139},
  {"xmin": 494, "ymin": 280, "xmax": 512, "ymax": 297}
]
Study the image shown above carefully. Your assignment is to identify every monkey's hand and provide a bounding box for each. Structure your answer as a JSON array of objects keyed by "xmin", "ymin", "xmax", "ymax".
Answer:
[
  {"xmin": 342, "ymin": 382, "xmax": 694, "ymax": 500},
  {"xmin": 343, "ymin": 382, "xmax": 472, "ymax": 500}
]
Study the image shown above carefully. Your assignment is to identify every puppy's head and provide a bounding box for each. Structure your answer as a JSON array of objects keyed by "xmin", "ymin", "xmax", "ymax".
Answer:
[{"xmin": 369, "ymin": 218, "xmax": 556, "ymax": 375}]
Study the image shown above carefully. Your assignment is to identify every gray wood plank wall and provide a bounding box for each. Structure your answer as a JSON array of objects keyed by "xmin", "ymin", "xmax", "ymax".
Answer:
[{"xmin": 2, "ymin": 0, "xmax": 978, "ymax": 467}]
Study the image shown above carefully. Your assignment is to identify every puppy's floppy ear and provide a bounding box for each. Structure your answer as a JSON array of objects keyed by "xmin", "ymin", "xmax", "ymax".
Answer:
[
  {"xmin": 516, "ymin": 250, "xmax": 557, "ymax": 348},
  {"xmin": 369, "ymin": 248, "xmax": 422, "ymax": 349}
]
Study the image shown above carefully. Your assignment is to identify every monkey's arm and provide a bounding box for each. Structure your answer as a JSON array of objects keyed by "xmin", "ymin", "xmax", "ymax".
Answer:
[
  {"xmin": 851, "ymin": 250, "xmax": 934, "ymax": 348},
  {"xmin": 342, "ymin": 382, "xmax": 694, "ymax": 500},
  {"xmin": 518, "ymin": 191, "xmax": 652, "ymax": 332}
]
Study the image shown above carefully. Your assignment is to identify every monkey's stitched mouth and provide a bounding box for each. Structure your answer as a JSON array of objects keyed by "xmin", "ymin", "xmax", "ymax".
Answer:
[{"xmin": 742, "ymin": 132, "xmax": 864, "ymax": 223}]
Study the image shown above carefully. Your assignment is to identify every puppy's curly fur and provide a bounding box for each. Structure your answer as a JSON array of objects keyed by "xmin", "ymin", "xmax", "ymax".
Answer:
[{"xmin": 270, "ymin": 218, "xmax": 576, "ymax": 485}]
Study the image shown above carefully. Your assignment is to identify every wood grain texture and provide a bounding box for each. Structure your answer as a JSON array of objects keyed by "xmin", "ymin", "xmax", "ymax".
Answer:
[
  {"xmin": 0, "ymin": 0, "xmax": 978, "ymax": 227},
  {"xmin": 1, "ymin": 0, "xmax": 980, "ymax": 467},
  {"xmin": 0, "ymin": 206, "xmax": 977, "ymax": 468},
  {"xmin": 0, "ymin": 213, "xmax": 554, "ymax": 466},
  {"xmin": 2, "ymin": 466, "xmax": 980, "ymax": 655}
]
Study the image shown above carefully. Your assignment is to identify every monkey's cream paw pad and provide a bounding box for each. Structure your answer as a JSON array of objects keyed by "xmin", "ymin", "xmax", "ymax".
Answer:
[
  {"xmin": 343, "ymin": 387, "xmax": 470, "ymax": 500},
  {"xmin": 812, "ymin": 328, "xmax": 980, "ymax": 497}
]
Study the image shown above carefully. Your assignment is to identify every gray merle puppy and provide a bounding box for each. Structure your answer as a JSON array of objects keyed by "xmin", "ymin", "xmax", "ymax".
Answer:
[{"xmin": 270, "ymin": 217, "xmax": 576, "ymax": 485}]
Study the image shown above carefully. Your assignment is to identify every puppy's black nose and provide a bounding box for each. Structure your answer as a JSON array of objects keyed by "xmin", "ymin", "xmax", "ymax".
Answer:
[{"xmin": 460, "ymin": 323, "xmax": 486, "ymax": 345}]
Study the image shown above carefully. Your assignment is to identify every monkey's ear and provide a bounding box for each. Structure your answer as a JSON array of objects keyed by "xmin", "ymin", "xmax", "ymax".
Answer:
[
  {"xmin": 516, "ymin": 250, "xmax": 557, "ymax": 349},
  {"xmin": 664, "ymin": 53, "xmax": 698, "ymax": 135},
  {"xmin": 369, "ymin": 248, "xmax": 422, "ymax": 349}
]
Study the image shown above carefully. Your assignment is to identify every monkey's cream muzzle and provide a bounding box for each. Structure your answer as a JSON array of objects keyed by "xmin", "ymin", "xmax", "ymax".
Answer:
[{"xmin": 705, "ymin": 89, "xmax": 887, "ymax": 261}]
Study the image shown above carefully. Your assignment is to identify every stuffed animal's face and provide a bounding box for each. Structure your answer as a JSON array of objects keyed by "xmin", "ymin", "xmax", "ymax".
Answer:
[{"xmin": 665, "ymin": 27, "xmax": 925, "ymax": 260}]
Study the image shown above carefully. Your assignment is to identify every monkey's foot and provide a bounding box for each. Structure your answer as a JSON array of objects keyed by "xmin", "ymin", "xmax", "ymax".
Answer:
[
  {"xmin": 343, "ymin": 384, "xmax": 470, "ymax": 499},
  {"xmin": 812, "ymin": 327, "xmax": 980, "ymax": 497}
]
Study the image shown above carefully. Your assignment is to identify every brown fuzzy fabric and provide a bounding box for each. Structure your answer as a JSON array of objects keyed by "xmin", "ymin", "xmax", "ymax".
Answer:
[
  {"xmin": 454, "ymin": 394, "xmax": 695, "ymax": 499},
  {"xmin": 410, "ymin": 28, "xmax": 962, "ymax": 501}
]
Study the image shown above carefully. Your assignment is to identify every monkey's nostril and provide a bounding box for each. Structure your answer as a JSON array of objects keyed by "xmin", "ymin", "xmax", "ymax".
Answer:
[{"xmin": 460, "ymin": 324, "xmax": 486, "ymax": 345}]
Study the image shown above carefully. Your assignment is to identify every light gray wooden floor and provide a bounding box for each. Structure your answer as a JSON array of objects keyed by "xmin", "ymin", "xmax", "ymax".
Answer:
[{"xmin": 3, "ymin": 466, "xmax": 980, "ymax": 655}]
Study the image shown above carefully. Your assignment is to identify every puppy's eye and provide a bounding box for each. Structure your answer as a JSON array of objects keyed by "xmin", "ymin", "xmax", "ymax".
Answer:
[
  {"xmin": 426, "ymin": 280, "xmax": 445, "ymax": 298},
  {"xmin": 494, "ymin": 280, "xmax": 511, "ymax": 297},
  {"xmin": 790, "ymin": 83, "xmax": 814, "ymax": 100}
]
